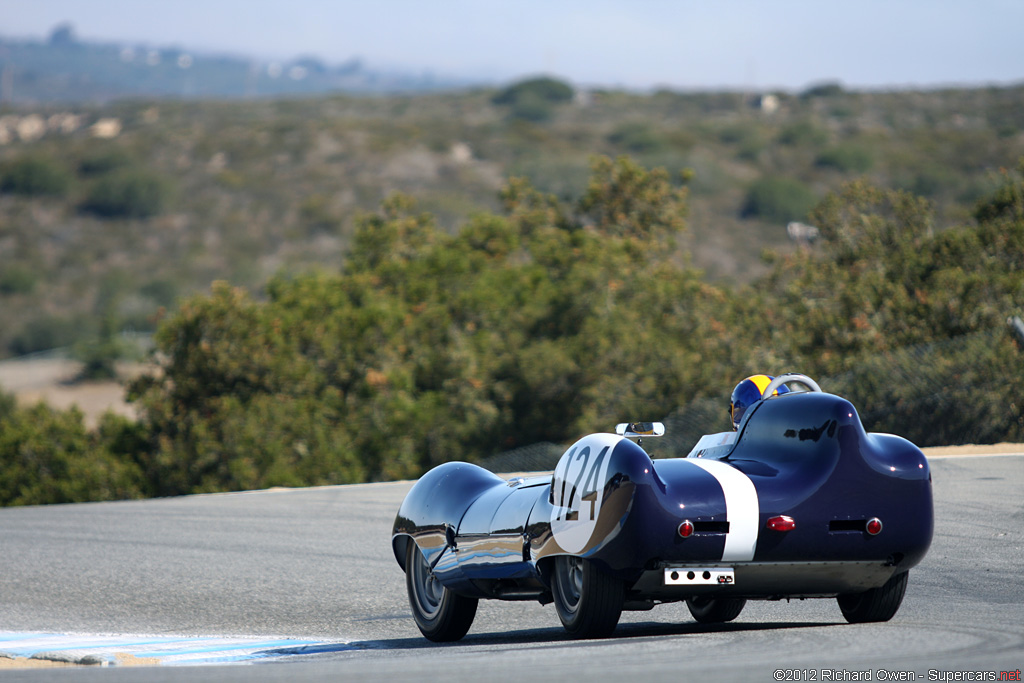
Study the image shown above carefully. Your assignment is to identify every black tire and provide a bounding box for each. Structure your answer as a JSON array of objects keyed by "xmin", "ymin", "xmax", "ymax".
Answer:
[
  {"xmin": 405, "ymin": 542, "xmax": 478, "ymax": 642},
  {"xmin": 551, "ymin": 555, "xmax": 625, "ymax": 638},
  {"xmin": 686, "ymin": 596, "xmax": 746, "ymax": 623},
  {"xmin": 837, "ymin": 571, "xmax": 909, "ymax": 624}
]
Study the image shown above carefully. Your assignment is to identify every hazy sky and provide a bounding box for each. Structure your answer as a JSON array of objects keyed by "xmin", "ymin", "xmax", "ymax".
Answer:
[{"xmin": 2, "ymin": 0, "xmax": 1022, "ymax": 90}]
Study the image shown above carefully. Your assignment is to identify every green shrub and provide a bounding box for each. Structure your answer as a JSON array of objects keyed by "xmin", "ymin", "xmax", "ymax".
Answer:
[
  {"xmin": 741, "ymin": 177, "xmax": 817, "ymax": 223},
  {"xmin": 77, "ymin": 148, "xmax": 133, "ymax": 176},
  {"xmin": 8, "ymin": 315, "xmax": 81, "ymax": 355},
  {"xmin": 0, "ymin": 156, "xmax": 72, "ymax": 197},
  {"xmin": 0, "ymin": 265, "xmax": 37, "ymax": 295},
  {"xmin": 493, "ymin": 77, "xmax": 574, "ymax": 122},
  {"xmin": 974, "ymin": 165, "xmax": 1024, "ymax": 223},
  {"xmin": 73, "ymin": 335, "xmax": 126, "ymax": 380},
  {"xmin": 299, "ymin": 193, "xmax": 343, "ymax": 234},
  {"xmin": 0, "ymin": 401, "xmax": 146, "ymax": 506},
  {"xmin": 901, "ymin": 167, "xmax": 957, "ymax": 198},
  {"xmin": 507, "ymin": 93, "xmax": 555, "ymax": 122},
  {"xmin": 493, "ymin": 77, "xmax": 574, "ymax": 107},
  {"xmin": 80, "ymin": 169, "xmax": 169, "ymax": 218},
  {"xmin": 140, "ymin": 279, "xmax": 179, "ymax": 309},
  {"xmin": 607, "ymin": 122, "xmax": 666, "ymax": 154},
  {"xmin": 816, "ymin": 144, "xmax": 874, "ymax": 172},
  {"xmin": 717, "ymin": 123, "xmax": 756, "ymax": 145},
  {"xmin": 737, "ymin": 136, "xmax": 768, "ymax": 162},
  {"xmin": 0, "ymin": 391, "xmax": 14, "ymax": 419},
  {"xmin": 777, "ymin": 121, "xmax": 829, "ymax": 147},
  {"xmin": 800, "ymin": 81, "xmax": 845, "ymax": 99},
  {"xmin": 713, "ymin": 123, "xmax": 766, "ymax": 161}
]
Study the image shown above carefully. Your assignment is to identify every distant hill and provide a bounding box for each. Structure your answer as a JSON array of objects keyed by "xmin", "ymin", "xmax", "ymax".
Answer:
[
  {"xmin": 0, "ymin": 25, "xmax": 478, "ymax": 104},
  {"xmin": 0, "ymin": 57, "xmax": 1022, "ymax": 370}
]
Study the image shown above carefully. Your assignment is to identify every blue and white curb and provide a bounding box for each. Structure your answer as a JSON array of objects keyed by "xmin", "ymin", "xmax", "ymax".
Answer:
[{"xmin": 0, "ymin": 631, "xmax": 358, "ymax": 666}]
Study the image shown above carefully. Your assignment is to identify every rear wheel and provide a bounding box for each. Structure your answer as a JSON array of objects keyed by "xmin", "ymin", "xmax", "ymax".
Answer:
[
  {"xmin": 406, "ymin": 542, "xmax": 478, "ymax": 641},
  {"xmin": 686, "ymin": 596, "xmax": 746, "ymax": 623},
  {"xmin": 551, "ymin": 556, "xmax": 624, "ymax": 638},
  {"xmin": 837, "ymin": 571, "xmax": 909, "ymax": 623}
]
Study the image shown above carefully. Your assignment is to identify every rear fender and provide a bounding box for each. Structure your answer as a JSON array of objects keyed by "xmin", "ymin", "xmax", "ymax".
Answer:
[{"xmin": 392, "ymin": 461, "xmax": 504, "ymax": 571}]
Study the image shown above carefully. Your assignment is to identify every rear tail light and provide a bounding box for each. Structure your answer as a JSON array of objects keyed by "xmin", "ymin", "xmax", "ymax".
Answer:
[
  {"xmin": 866, "ymin": 517, "xmax": 883, "ymax": 535},
  {"xmin": 766, "ymin": 515, "xmax": 796, "ymax": 532},
  {"xmin": 678, "ymin": 520, "xmax": 694, "ymax": 538}
]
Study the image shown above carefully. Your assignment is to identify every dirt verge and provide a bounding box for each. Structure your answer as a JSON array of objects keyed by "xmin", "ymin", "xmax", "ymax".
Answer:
[{"xmin": 922, "ymin": 443, "xmax": 1024, "ymax": 457}]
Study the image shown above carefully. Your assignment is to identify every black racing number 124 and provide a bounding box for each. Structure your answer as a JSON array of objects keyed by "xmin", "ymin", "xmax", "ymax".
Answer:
[{"xmin": 553, "ymin": 445, "xmax": 610, "ymax": 521}]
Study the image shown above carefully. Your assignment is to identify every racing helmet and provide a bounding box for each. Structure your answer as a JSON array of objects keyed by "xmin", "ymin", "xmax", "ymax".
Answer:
[{"xmin": 730, "ymin": 374, "xmax": 789, "ymax": 430}]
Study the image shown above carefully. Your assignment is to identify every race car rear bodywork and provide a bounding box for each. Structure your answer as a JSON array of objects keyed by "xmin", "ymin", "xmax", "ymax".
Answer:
[{"xmin": 392, "ymin": 378, "xmax": 933, "ymax": 640}]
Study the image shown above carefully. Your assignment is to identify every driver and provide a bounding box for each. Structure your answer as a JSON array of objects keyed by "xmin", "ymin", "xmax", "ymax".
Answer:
[{"xmin": 730, "ymin": 374, "xmax": 789, "ymax": 430}]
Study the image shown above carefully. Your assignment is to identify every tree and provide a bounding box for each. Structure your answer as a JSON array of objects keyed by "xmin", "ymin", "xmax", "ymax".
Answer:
[
  {"xmin": 128, "ymin": 158, "xmax": 732, "ymax": 490},
  {"xmin": 755, "ymin": 176, "xmax": 1024, "ymax": 445},
  {"xmin": 0, "ymin": 400, "xmax": 145, "ymax": 507},
  {"xmin": 493, "ymin": 77, "xmax": 574, "ymax": 122},
  {"xmin": 48, "ymin": 23, "xmax": 78, "ymax": 47},
  {"xmin": 580, "ymin": 155, "xmax": 688, "ymax": 243},
  {"xmin": 492, "ymin": 77, "xmax": 574, "ymax": 107},
  {"xmin": 124, "ymin": 159, "xmax": 1024, "ymax": 498}
]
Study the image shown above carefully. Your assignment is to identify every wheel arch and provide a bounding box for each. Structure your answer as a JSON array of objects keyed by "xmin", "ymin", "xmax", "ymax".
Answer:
[
  {"xmin": 392, "ymin": 461, "xmax": 506, "ymax": 571},
  {"xmin": 393, "ymin": 533, "xmax": 413, "ymax": 571}
]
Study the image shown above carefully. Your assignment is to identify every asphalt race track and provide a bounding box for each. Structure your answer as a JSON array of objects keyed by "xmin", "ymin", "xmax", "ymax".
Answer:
[{"xmin": 1, "ymin": 454, "xmax": 1021, "ymax": 682}]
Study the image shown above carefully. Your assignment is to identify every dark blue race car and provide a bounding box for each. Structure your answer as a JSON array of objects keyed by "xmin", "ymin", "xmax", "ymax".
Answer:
[{"xmin": 392, "ymin": 374, "xmax": 933, "ymax": 641}]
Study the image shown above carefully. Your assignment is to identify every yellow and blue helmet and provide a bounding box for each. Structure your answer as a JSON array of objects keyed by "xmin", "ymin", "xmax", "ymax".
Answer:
[{"xmin": 730, "ymin": 374, "xmax": 789, "ymax": 430}]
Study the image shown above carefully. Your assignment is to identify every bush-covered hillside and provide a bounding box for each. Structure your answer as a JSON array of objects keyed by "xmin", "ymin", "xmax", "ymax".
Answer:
[
  {"xmin": 1, "ymin": 80, "xmax": 1023, "ymax": 506},
  {"xmin": 2, "ymin": 156, "xmax": 1022, "ymax": 506},
  {"xmin": 1, "ymin": 82, "xmax": 1022, "ymax": 360}
]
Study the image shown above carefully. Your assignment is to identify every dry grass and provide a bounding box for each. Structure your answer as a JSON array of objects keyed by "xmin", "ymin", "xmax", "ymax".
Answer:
[{"xmin": 0, "ymin": 357, "xmax": 143, "ymax": 427}]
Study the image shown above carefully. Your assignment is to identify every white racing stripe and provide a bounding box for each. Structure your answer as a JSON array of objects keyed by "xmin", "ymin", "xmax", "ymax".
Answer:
[
  {"xmin": 0, "ymin": 631, "xmax": 357, "ymax": 666},
  {"xmin": 687, "ymin": 459, "xmax": 760, "ymax": 561}
]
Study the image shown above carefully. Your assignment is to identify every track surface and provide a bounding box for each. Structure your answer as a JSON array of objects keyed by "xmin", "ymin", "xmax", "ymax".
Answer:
[{"xmin": 1, "ymin": 455, "xmax": 1021, "ymax": 681}]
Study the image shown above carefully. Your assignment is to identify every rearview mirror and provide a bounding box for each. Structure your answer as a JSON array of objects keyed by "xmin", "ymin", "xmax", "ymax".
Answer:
[{"xmin": 615, "ymin": 422, "xmax": 666, "ymax": 438}]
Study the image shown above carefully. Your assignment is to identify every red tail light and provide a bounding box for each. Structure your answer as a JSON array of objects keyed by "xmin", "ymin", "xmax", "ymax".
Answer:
[
  {"xmin": 678, "ymin": 520, "xmax": 694, "ymax": 538},
  {"xmin": 766, "ymin": 515, "xmax": 796, "ymax": 532},
  {"xmin": 866, "ymin": 517, "xmax": 883, "ymax": 535}
]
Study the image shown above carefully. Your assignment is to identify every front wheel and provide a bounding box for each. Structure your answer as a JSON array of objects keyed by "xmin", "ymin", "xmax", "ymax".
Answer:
[
  {"xmin": 837, "ymin": 571, "xmax": 908, "ymax": 623},
  {"xmin": 406, "ymin": 542, "xmax": 478, "ymax": 642},
  {"xmin": 686, "ymin": 596, "xmax": 746, "ymax": 623},
  {"xmin": 551, "ymin": 556, "xmax": 624, "ymax": 638}
]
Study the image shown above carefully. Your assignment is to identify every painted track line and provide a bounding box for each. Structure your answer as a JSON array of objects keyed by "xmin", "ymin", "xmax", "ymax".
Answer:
[{"xmin": 0, "ymin": 631, "xmax": 358, "ymax": 667}]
